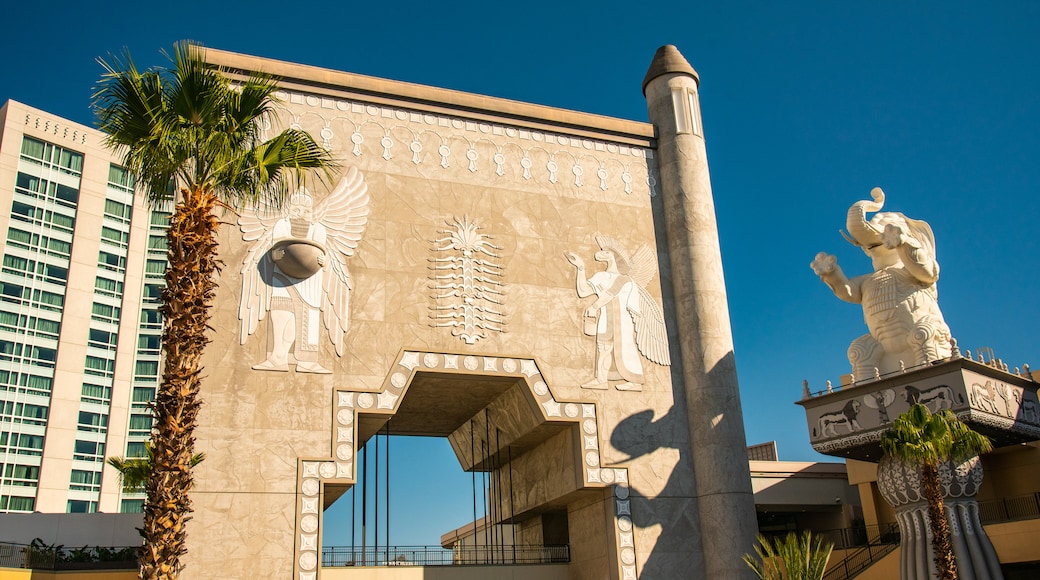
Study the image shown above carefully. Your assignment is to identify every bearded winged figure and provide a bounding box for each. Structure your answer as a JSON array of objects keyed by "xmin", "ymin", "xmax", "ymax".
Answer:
[
  {"xmin": 811, "ymin": 187, "xmax": 953, "ymax": 379},
  {"xmin": 566, "ymin": 236, "xmax": 671, "ymax": 391},
  {"xmin": 238, "ymin": 167, "xmax": 370, "ymax": 373}
]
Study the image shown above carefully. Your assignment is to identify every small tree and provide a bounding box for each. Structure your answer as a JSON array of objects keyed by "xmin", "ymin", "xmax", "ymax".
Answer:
[
  {"xmin": 880, "ymin": 403, "xmax": 992, "ymax": 580},
  {"xmin": 108, "ymin": 444, "xmax": 205, "ymax": 493},
  {"xmin": 743, "ymin": 531, "xmax": 833, "ymax": 580}
]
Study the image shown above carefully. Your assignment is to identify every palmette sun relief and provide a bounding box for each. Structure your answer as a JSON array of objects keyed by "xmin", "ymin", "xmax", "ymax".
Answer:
[
  {"xmin": 428, "ymin": 215, "xmax": 506, "ymax": 344},
  {"xmin": 238, "ymin": 167, "xmax": 371, "ymax": 373}
]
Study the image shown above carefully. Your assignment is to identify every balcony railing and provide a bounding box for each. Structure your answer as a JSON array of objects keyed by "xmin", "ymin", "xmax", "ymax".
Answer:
[
  {"xmin": 978, "ymin": 492, "xmax": 1040, "ymax": 524},
  {"xmin": 322, "ymin": 544, "xmax": 570, "ymax": 567},
  {"xmin": 0, "ymin": 540, "xmax": 138, "ymax": 570}
]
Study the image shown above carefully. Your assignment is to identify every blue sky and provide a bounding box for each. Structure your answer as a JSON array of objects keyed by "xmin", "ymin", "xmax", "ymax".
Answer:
[{"xmin": 3, "ymin": 1, "xmax": 1037, "ymax": 547}]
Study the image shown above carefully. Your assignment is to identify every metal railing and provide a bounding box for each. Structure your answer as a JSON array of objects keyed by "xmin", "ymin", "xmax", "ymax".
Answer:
[
  {"xmin": 322, "ymin": 544, "xmax": 570, "ymax": 567},
  {"xmin": 0, "ymin": 540, "xmax": 138, "ymax": 570},
  {"xmin": 978, "ymin": 492, "xmax": 1040, "ymax": 524},
  {"xmin": 818, "ymin": 524, "xmax": 901, "ymax": 580},
  {"xmin": 759, "ymin": 523, "xmax": 899, "ymax": 552}
]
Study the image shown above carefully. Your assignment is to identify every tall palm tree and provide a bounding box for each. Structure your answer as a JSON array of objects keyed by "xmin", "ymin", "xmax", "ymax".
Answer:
[
  {"xmin": 880, "ymin": 403, "xmax": 992, "ymax": 580},
  {"xmin": 93, "ymin": 42, "xmax": 333, "ymax": 579},
  {"xmin": 743, "ymin": 531, "xmax": 833, "ymax": 580}
]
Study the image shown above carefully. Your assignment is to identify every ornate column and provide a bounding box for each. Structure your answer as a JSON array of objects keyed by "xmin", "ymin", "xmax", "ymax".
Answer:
[
  {"xmin": 877, "ymin": 455, "xmax": 1003, "ymax": 580},
  {"xmin": 643, "ymin": 45, "xmax": 758, "ymax": 579}
]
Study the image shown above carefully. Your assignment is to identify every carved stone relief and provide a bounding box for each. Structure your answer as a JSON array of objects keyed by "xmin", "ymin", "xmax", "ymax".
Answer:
[
  {"xmin": 428, "ymin": 216, "xmax": 506, "ymax": 343},
  {"xmin": 293, "ymin": 350, "xmax": 631, "ymax": 580},
  {"xmin": 565, "ymin": 236, "xmax": 670, "ymax": 391},
  {"xmin": 268, "ymin": 90, "xmax": 658, "ymax": 197},
  {"xmin": 811, "ymin": 188, "xmax": 954, "ymax": 378},
  {"xmin": 238, "ymin": 168, "xmax": 371, "ymax": 373}
]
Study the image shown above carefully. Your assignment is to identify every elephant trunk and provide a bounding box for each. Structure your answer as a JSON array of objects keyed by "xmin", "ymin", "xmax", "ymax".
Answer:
[{"xmin": 845, "ymin": 187, "xmax": 886, "ymax": 247}]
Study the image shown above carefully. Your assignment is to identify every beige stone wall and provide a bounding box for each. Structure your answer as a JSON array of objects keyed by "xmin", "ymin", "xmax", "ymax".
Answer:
[
  {"xmin": 321, "ymin": 564, "xmax": 569, "ymax": 580},
  {"xmin": 185, "ymin": 55, "xmax": 695, "ymax": 580}
]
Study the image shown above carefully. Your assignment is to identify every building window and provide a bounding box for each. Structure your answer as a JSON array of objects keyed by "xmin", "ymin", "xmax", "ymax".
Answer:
[
  {"xmin": 70, "ymin": 469, "xmax": 102, "ymax": 492},
  {"xmin": 120, "ymin": 499, "xmax": 144, "ymax": 513},
  {"xmin": 77, "ymin": 411, "xmax": 109, "ymax": 433},
  {"xmin": 128, "ymin": 414, "xmax": 153, "ymax": 437},
  {"xmin": 66, "ymin": 500, "xmax": 97, "ymax": 513},
  {"xmin": 132, "ymin": 387, "xmax": 155, "ymax": 404},
  {"xmin": 73, "ymin": 440, "xmax": 105, "ymax": 462},
  {"xmin": 21, "ymin": 136, "xmax": 84, "ymax": 175},
  {"xmin": 3, "ymin": 464, "xmax": 40, "ymax": 486},
  {"xmin": 0, "ymin": 496, "xmax": 35, "ymax": 512},
  {"xmin": 126, "ymin": 441, "xmax": 147, "ymax": 458},
  {"xmin": 81, "ymin": 383, "xmax": 112, "ymax": 405}
]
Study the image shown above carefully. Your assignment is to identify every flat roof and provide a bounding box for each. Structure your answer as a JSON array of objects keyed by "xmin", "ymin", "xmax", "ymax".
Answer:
[{"xmin": 204, "ymin": 48, "xmax": 656, "ymax": 147}]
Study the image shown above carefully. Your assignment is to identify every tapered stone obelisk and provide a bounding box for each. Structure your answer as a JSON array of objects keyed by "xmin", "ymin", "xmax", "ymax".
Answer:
[{"xmin": 643, "ymin": 45, "xmax": 758, "ymax": 579}]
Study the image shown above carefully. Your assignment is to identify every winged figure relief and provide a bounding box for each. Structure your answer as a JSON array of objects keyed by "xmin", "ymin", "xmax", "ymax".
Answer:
[
  {"xmin": 238, "ymin": 167, "xmax": 370, "ymax": 373},
  {"xmin": 565, "ymin": 235, "xmax": 670, "ymax": 391}
]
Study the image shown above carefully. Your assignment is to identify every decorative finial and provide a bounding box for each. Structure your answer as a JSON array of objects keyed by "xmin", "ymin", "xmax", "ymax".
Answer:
[
  {"xmin": 874, "ymin": 367, "xmax": 881, "ymax": 380},
  {"xmin": 826, "ymin": 380, "xmax": 833, "ymax": 393},
  {"xmin": 1024, "ymin": 364, "xmax": 1032, "ymax": 380},
  {"xmin": 1015, "ymin": 367, "xmax": 1020, "ymax": 375},
  {"xmin": 951, "ymin": 338, "xmax": 962, "ymax": 359},
  {"xmin": 642, "ymin": 45, "xmax": 699, "ymax": 94},
  {"xmin": 899, "ymin": 360, "xmax": 906, "ymax": 373},
  {"xmin": 802, "ymin": 380, "xmax": 811, "ymax": 399},
  {"xmin": 849, "ymin": 373, "xmax": 855, "ymax": 384},
  {"xmin": 965, "ymin": 350, "xmax": 973, "ymax": 361}
]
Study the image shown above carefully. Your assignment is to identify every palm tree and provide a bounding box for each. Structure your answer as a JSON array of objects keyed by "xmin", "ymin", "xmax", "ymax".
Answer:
[
  {"xmin": 108, "ymin": 444, "xmax": 205, "ymax": 493},
  {"xmin": 93, "ymin": 42, "xmax": 333, "ymax": 579},
  {"xmin": 880, "ymin": 403, "xmax": 993, "ymax": 580},
  {"xmin": 743, "ymin": 531, "xmax": 833, "ymax": 580}
]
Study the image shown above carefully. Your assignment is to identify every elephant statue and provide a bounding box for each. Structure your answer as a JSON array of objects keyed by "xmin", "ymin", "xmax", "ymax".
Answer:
[{"xmin": 811, "ymin": 188, "xmax": 953, "ymax": 379}]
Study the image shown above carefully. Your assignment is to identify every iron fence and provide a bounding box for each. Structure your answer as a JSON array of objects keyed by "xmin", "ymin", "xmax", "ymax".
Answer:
[
  {"xmin": 822, "ymin": 540, "xmax": 899, "ymax": 580},
  {"xmin": 978, "ymin": 492, "xmax": 1040, "ymax": 524},
  {"xmin": 322, "ymin": 544, "xmax": 570, "ymax": 567},
  {"xmin": 0, "ymin": 541, "xmax": 138, "ymax": 570},
  {"xmin": 759, "ymin": 522, "xmax": 899, "ymax": 551}
]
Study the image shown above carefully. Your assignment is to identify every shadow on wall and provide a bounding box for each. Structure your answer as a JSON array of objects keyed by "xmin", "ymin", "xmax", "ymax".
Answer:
[{"xmin": 610, "ymin": 349, "xmax": 752, "ymax": 579}]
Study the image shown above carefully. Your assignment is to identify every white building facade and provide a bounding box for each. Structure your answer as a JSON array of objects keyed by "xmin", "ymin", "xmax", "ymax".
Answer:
[{"xmin": 0, "ymin": 100, "xmax": 164, "ymax": 514}]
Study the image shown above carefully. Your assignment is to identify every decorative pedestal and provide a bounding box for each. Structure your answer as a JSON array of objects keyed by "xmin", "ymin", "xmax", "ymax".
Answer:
[{"xmin": 877, "ymin": 455, "xmax": 1003, "ymax": 580}]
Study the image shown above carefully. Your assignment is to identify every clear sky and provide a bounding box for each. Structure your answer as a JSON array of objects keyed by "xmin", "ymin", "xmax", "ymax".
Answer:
[{"xmin": 3, "ymin": 1, "xmax": 1037, "ymax": 548}]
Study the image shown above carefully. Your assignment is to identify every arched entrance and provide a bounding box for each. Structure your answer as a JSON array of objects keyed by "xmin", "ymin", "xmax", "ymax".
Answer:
[{"xmin": 293, "ymin": 350, "xmax": 635, "ymax": 580}]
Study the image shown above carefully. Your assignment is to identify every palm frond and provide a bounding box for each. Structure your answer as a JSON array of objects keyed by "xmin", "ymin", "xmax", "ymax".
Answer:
[{"xmin": 744, "ymin": 531, "xmax": 833, "ymax": 580}]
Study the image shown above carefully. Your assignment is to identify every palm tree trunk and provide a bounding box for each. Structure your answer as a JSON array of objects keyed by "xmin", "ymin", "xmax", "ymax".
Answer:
[
  {"xmin": 139, "ymin": 186, "xmax": 219, "ymax": 580},
  {"xmin": 922, "ymin": 461, "xmax": 957, "ymax": 580}
]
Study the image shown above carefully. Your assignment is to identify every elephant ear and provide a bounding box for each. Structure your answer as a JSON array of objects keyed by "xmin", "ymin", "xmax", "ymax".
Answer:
[{"xmin": 903, "ymin": 216, "xmax": 936, "ymax": 259}]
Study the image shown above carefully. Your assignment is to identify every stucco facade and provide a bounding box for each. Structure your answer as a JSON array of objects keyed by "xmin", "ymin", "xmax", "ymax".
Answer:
[{"xmin": 183, "ymin": 46, "xmax": 757, "ymax": 579}]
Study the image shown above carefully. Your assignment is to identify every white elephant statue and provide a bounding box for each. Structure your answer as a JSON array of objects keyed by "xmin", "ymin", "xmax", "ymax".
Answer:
[{"xmin": 811, "ymin": 188, "xmax": 954, "ymax": 379}]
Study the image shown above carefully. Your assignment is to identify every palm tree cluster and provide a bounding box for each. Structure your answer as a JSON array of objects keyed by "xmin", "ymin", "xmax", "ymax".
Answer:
[
  {"xmin": 881, "ymin": 403, "xmax": 993, "ymax": 580},
  {"xmin": 93, "ymin": 42, "xmax": 333, "ymax": 579}
]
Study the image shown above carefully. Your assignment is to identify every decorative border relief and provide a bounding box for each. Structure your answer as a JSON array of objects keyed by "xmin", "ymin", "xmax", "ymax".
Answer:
[
  {"xmin": 614, "ymin": 478, "xmax": 638, "ymax": 580},
  {"xmin": 293, "ymin": 350, "xmax": 632, "ymax": 579},
  {"xmin": 23, "ymin": 113, "xmax": 90, "ymax": 146},
  {"xmin": 270, "ymin": 89, "xmax": 659, "ymax": 197}
]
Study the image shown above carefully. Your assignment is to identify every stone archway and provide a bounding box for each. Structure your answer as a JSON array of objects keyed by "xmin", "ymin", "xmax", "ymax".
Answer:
[{"xmin": 293, "ymin": 349, "xmax": 636, "ymax": 580}]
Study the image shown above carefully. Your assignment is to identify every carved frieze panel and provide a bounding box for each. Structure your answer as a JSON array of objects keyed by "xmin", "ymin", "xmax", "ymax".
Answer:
[
  {"xmin": 267, "ymin": 89, "xmax": 658, "ymax": 197},
  {"xmin": 799, "ymin": 359, "xmax": 1040, "ymax": 461}
]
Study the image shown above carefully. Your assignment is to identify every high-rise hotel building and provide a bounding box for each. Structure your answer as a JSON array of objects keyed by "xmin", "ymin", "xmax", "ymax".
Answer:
[{"xmin": 0, "ymin": 100, "xmax": 165, "ymax": 514}]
